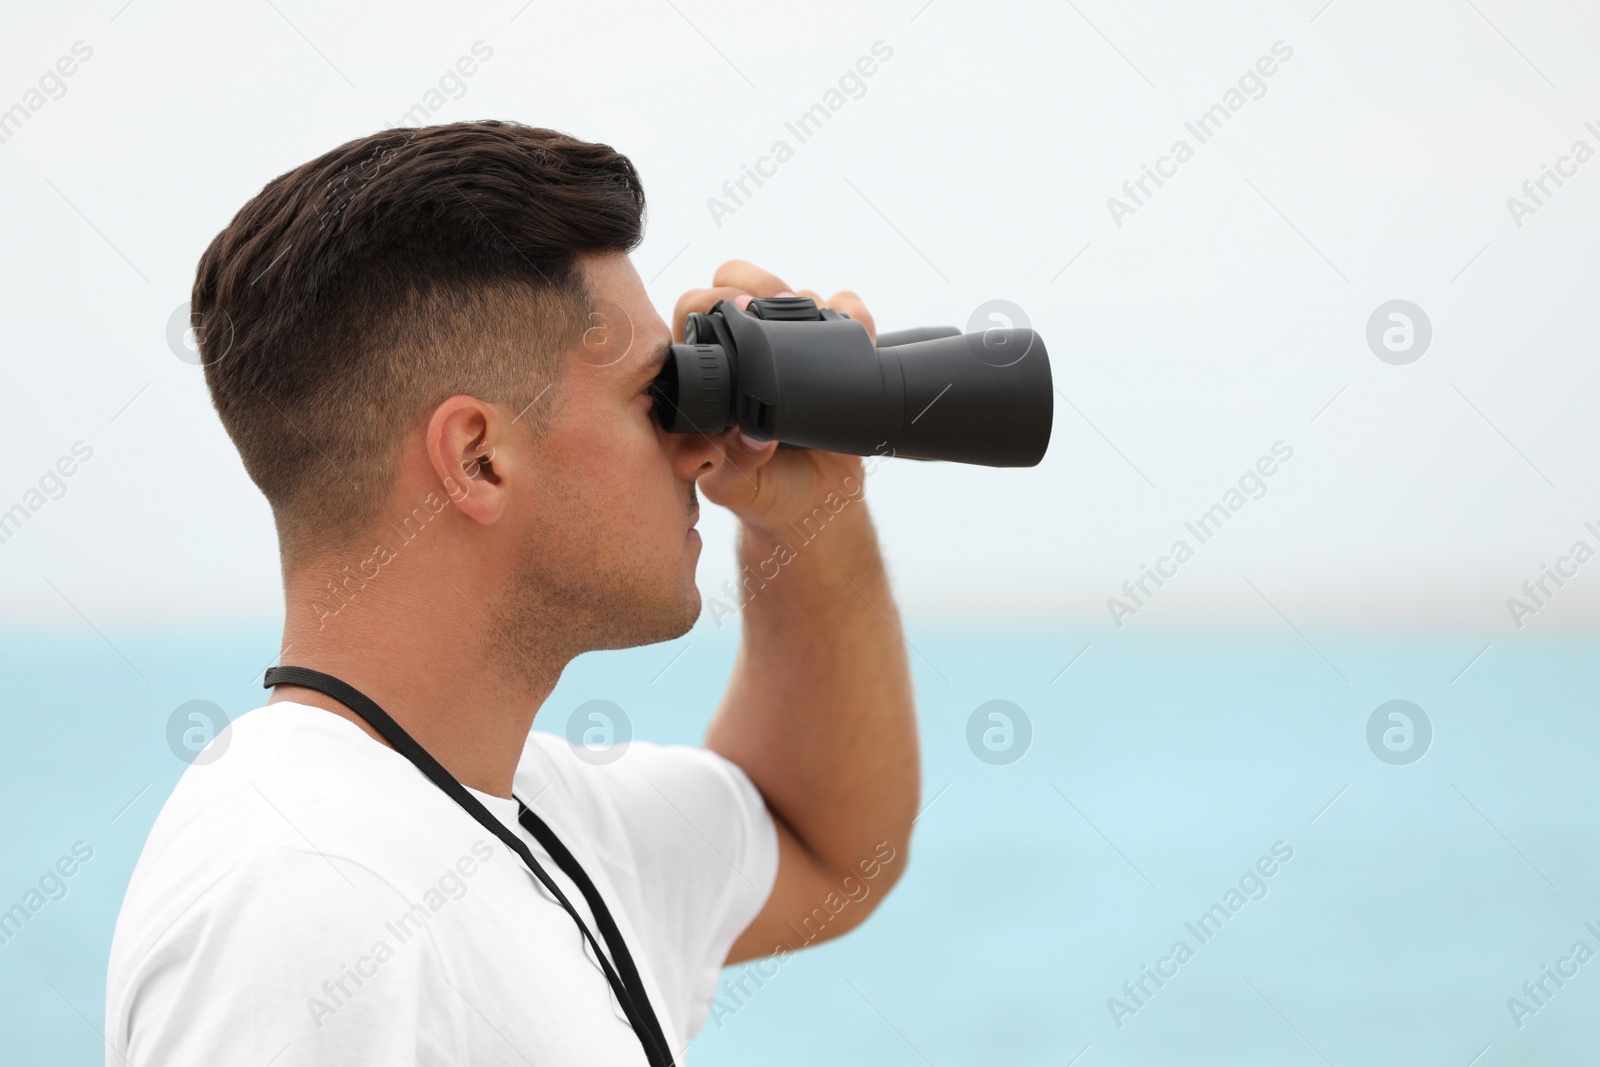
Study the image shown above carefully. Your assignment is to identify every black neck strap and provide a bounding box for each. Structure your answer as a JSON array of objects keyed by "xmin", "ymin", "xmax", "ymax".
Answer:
[{"xmin": 263, "ymin": 665, "xmax": 675, "ymax": 1067}]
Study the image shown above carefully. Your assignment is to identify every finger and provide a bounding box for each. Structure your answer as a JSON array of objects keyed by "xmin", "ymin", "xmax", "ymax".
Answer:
[
  {"xmin": 698, "ymin": 428, "xmax": 778, "ymax": 509},
  {"xmin": 672, "ymin": 286, "xmax": 748, "ymax": 341},
  {"xmin": 712, "ymin": 259, "xmax": 795, "ymax": 298},
  {"xmin": 726, "ymin": 424, "xmax": 779, "ymax": 459},
  {"xmin": 797, "ymin": 288, "xmax": 873, "ymax": 340},
  {"xmin": 827, "ymin": 290, "xmax": 877, "ymax": 343}
]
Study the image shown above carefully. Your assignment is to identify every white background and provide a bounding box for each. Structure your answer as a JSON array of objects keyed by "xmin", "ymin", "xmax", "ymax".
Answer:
[{"xmin": 2, "ymin": 0, "xmax": 1597, "ymax": 634}]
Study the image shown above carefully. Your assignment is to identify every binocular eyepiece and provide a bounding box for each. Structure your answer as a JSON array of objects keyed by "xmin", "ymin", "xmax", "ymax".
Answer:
[{"xmin": 648, "ymin": 296, "xmax": 1053, "ymax": 467}]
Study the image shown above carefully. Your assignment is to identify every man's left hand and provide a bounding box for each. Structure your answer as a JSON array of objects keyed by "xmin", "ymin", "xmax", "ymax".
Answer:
[{"xmin": 672, "ymin": 259, "xmax": 878, "ymax": 537}]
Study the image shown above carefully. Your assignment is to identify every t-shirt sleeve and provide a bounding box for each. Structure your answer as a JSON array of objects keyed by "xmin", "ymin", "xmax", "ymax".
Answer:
[
  {"xmin": 526, "ymin": 738, "xmax": 779, "ymax": 1041},
  {"xmin": 110, "ymin": 845, "xmax": 465, "ymax": 1067}
]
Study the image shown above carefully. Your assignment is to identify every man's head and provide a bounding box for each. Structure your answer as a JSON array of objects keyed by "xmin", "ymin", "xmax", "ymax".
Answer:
[{"xmin": 193, "ymin": 121, "xmax": 724, "ymax": 671}]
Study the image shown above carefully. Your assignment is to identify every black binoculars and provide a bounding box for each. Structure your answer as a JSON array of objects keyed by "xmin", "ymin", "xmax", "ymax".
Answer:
[{"xmin": 647, "ymin": 296, "xmax": 1052, "ymax": 467}]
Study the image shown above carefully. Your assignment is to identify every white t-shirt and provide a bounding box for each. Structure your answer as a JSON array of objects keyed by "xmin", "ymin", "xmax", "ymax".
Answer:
[{"xmin": 105, "ymin": 701, "xmax": 779, "ymax": 1066}]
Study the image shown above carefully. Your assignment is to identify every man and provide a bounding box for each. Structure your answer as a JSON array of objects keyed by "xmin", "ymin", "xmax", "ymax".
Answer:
[{"xmin": 105, "ymin": 120, "xmax": 919, "ymax": 1065}]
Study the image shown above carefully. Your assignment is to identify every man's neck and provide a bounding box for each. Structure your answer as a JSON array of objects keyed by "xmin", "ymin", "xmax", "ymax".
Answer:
[{"xmin": 270, "ymin": 569, "xmax": 569, "ymax": 799}]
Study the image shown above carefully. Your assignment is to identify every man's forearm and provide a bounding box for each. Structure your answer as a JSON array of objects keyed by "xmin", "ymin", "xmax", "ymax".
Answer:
[{"xmin": 704, "ymin": 499, "xmax": 920, "ymax": 880}]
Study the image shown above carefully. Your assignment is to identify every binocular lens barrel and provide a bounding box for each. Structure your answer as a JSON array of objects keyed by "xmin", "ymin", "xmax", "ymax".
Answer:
[{"xmin": 878, "ymin": 326, "xmax": 1052, "ymax": 467}]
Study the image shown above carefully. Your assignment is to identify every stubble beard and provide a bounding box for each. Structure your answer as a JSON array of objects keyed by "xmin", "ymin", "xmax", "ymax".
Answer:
[{"xmin": 487, "ymin": 535, "xmax": 700, "ymax": 690}]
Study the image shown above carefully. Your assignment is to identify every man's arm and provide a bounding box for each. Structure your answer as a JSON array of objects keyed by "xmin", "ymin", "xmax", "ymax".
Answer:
[
  {"xmin": 676, "ymin": 262, "xmax": 921, "ymax": 962},
  {"xmin": 706, "ymin": 500, "xmax": 920, "ymax": 961}
]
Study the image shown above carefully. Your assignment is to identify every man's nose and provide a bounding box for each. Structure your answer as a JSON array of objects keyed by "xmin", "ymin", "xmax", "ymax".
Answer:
[{"xmin": 667, "ymin": 425, "xmax": 727, "ymax": 482}]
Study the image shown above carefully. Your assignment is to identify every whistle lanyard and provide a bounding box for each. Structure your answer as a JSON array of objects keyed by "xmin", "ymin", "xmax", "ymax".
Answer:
[{"xmin": 263, "ymin": 666, "xmax": 675, "ymax": 1067}]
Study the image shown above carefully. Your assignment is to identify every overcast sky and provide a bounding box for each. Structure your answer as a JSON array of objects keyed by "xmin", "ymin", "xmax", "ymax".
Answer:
[{"xmin": 1, "ymin": 0, "xmax": 1596, "ymax": 636}]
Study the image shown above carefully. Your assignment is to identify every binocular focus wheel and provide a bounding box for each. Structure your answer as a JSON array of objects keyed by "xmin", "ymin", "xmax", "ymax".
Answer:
[{"xmin": 745, "ymin": 296, "xmax": 822, "ymax": 321}]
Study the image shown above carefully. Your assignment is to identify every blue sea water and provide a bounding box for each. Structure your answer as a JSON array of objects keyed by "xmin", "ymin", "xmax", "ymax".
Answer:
[{"xmin": 1, "ymin": 620, "xmax": 1596, "ymax": 1065}]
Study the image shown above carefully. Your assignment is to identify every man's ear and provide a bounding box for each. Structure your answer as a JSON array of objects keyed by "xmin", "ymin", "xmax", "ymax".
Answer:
[{"xmin": 424, "ymin": 395, "xmax": 512, "ymax": 526}]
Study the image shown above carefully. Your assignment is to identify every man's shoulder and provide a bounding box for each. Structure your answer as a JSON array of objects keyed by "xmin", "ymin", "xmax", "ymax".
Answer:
[
  {"xmin": 517, "ymin": 729, "xmax": 760, "ymax": 823},
  {"xmin": 123, "ymin": 703, "xmax": 476, "ymax": 918},
  {"xmin": 519, "ymin": 728, "xmax": 752, "ymax": 789},
  {"xmin": 110, "ymin": 704, "xmax": 509, "ymax": 984},
  {"xmin": 516, "ymin": 728, "xmax": 772, "ymax": 879},
  {"xmin": 152, "ymin": 702, "xmax": 434, "ymax": 839}
]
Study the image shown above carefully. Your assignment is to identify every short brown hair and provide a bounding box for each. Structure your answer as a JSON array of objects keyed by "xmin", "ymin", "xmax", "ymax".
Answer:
[{"xmin": 191, "ymin": 120, "xmax": 645, "ymax": 560}]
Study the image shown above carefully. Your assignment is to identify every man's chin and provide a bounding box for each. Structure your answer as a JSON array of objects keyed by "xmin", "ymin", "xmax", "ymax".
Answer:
[
  {"xmin": 593, "ymin": 583, "xmax": 700, "ymax": 653},
  {"xmin": 660, "ymin": 583, "xmax": 702, "ymax": 642},
  {"xmin": 495, "ymin": 555, "xmax": 704, "ymax": 662}
]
